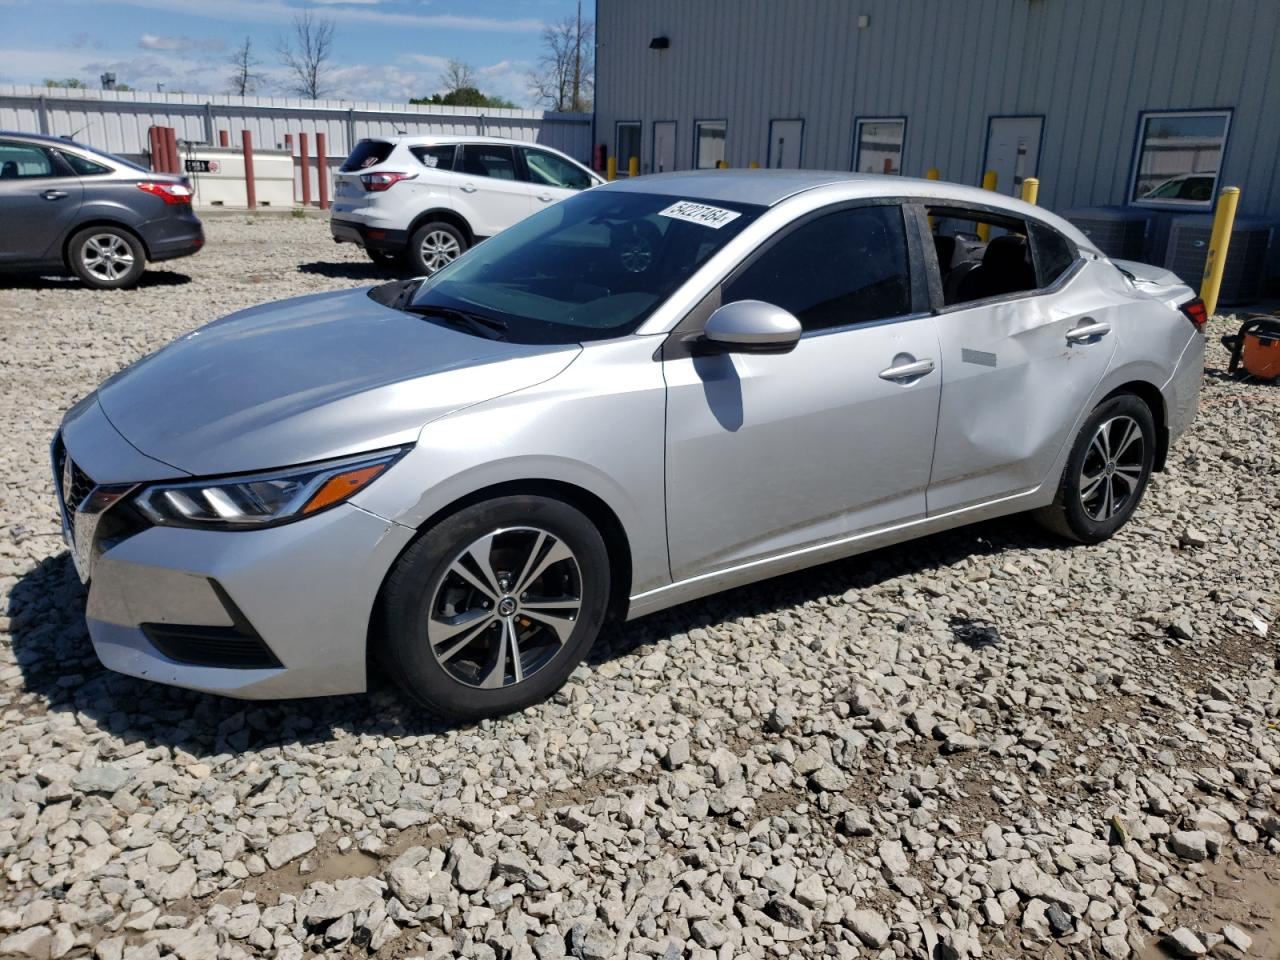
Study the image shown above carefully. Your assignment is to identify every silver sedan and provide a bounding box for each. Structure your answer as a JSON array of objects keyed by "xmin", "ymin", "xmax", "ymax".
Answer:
[{"xmin": 52, "ymin": 171, "xmax": 1206, "ymax": 720}]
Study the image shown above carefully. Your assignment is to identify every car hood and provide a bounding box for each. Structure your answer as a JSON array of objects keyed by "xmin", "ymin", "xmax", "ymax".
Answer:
[{"xmin": 95, "ymin": 287, "xmax": 580, "ymax": 476}]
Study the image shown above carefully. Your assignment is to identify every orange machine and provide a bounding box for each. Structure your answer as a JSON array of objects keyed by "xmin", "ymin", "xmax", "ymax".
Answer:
[{"xmin": 1222, "ymin": 316, "xmax": 1280, "ymax": 381}]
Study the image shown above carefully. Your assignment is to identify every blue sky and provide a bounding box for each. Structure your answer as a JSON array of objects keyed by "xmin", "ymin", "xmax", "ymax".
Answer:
[{"xmin": 0, "ymin": 0, "xmax": 587, "ymax": 106}]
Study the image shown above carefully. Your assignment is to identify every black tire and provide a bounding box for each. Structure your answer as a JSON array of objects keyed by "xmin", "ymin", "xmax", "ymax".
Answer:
[
  {"xmin": 406, "ymin": 221, "xmax": 467, "ymax": 276},
  {"xmin": 1035, "ymin": 393, "xmax": 1156, "ymax": 544},
  {"xmin": 367, "ymin": 248, "xmax": 403, "ymax": 268},
  {"xmin": 68, "ymin": 226, "xmax": 147, "ymax": 290},
  {"xmin": 380, "ymin": 496, "xmax": 610, "ymax": 721}
]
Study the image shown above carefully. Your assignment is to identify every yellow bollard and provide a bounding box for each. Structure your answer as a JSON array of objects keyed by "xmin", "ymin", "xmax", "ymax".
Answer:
[
  {"xmin": 1201, "ymin": 186, "xmax": 1240, "ymax": 317},
  {"xmin": 977, "ymin": 171, "xmax": 998, "ymax": 241},
  {"xmin": 749, "ymin": 161, "xmax": 760, "ymax": 169},
  {"xmin": 925, "ymin": 167, "xmax": 939, "ymax": 180},
  {"xmin": 716, "ymin": 160, "xmax": 727, "ymax": 169},
  {"xmin": 1021, "ymin": 177, "xmax": 1040, "ymax": 205},
  {"xmin": 606, "ymin": 156, "xmax": 617, "ymax": 182},
  {"xmin": 628, "ymin": 156, "xmax": 639, "ymax": 178}
]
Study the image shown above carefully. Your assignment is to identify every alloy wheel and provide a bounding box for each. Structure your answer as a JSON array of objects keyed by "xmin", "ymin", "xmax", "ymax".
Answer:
[
  {"xmin": 427, "ymin": 526, "xmax": 582, "ymax": 689},
  {"xmin": 419, "ymin": 230, "xmax": 461, "ymax": 273},
  {"xmin": 81, "ymin": 234, "xmax": 135, "ymax": 282},
  {"xmin": 1078, "ymin": 415, "xmax": 1145, "ymax": 521}
]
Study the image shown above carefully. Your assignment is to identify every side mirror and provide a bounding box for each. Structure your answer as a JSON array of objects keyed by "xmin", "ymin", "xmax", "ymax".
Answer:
[{"xmin": 703, "ymin": 300, "xmax": 802, "ymax": 354}]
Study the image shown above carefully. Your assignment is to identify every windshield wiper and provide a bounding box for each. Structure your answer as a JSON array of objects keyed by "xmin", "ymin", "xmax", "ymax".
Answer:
[{"xmin": 404, "ymin": 305, "xmax": 508, "ymax": 341}]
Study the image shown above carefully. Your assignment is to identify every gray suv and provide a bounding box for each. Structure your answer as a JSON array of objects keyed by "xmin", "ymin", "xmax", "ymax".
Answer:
[{"xmin": 0, "ymin": 131, "xmax": 204, "ymax": 289}]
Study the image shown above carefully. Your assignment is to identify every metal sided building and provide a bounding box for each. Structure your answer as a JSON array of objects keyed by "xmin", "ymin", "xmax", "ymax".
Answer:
[{"xmin": 594, "ymin": 0, "xmax": 1280, "ymax": 298}]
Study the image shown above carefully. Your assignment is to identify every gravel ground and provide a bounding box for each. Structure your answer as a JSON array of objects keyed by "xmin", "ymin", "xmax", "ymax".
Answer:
[{"xmin": 0, "ymin": 215, "xmax": 1277, "ymax": 960}]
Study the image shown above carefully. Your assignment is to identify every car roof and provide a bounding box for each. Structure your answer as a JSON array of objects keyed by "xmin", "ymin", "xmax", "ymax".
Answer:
[
  {"xmin": 602, "ymin": 169, "xmax": 1098, "ymax": 251},
  {"xmin": 0, "ymin": 130, "xmax": 80, "ymax": 145},
  {"xmin": 375, "ymin": 134, "xmax": 561, "ymax": 149}
]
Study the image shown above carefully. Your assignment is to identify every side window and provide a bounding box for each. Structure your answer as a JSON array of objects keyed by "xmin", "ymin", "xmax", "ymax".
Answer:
[
  {"xmin": 458, "ymin": 144, "xmax": 517, "ymax": 181},
  {"xmin": 928, "ymin": 206, "xmax": 1036, "ymax": 306},
  {"xmin": 723, "ymin": 205, "xmax": 912, "ymax": 332},
  {"xmin": 520, "ymin": 148, "xmax": 592, "ymax": 190},
  {"xmin": 410, "ymin": 144, "xmax": 456, "ymax": 172},
  {"xmin": 1029, "ymin": 222, "xmax": 1077, "ymax": 287},
  {"xmin": 59, "ymin": 151, "xmax": 111, "ymax": 176},
  {"xmin": 0, "ymin": 141, "xmax": 59, "ymax": 179}
]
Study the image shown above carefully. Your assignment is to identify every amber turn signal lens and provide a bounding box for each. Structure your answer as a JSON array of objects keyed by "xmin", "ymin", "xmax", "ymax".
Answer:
[{"xmin": 301, "ymin": 464, "xmax": 388, "ymax": 514}]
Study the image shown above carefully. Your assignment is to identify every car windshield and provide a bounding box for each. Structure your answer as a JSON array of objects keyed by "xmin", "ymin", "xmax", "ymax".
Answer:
[{"xmin": 407, "ymin": 190, "xmax": 764, "ymax": 343}]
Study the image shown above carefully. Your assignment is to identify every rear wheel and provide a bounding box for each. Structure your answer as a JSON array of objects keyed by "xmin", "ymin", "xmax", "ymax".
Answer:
[
  {"xmin": 1036, "ymin": 393, "xmax": 1156, "ymax": 544},
  {"xmin": 380, "ymin": 496, "xmax": 609, "ymax": 721},
  {"xmin": 407, "ymin": 221, "xmax": 467, "ymax": 276},
  {"xmin": 68, "ymin": 226, "xmax": 146, "ymax": 290}
]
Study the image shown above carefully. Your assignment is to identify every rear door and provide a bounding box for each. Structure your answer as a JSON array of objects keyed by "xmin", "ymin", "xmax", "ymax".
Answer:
[
  {"xmin": 921, "ymin": 204, "xmax": 1118, "ymax": 513},
  {"xmin": 454, "ymin": 143, "xmax": 532, "ymax": 237},
  {"xmin": 0, "ymin": 139, "xmax": 83, "ymax": 264},
  {"xmin": 663, "ymin": 201, "xmax": 941, "ymax": 581}
]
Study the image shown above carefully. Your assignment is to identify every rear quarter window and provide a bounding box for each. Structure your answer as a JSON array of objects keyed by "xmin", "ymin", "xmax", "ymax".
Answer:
[
  {"xmin": 60, "ymin": 151, "xmax": 112, "ymax": 176},
  {"xmin": 341, "ymin": 140, "xmax": 394, "ymax": 172},
  {"xmin": 1030, "ymin": 222, "xmax": 1078, "ymax": 287}
]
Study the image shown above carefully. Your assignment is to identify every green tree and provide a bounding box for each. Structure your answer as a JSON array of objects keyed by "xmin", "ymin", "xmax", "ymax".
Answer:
[
  {"xmin": 411, "ymin": 60, "xmax": 517, "ymax": 109},
  {"xmin": 44, "ymin": 78, "xmax": 89, "ymax": 89}
]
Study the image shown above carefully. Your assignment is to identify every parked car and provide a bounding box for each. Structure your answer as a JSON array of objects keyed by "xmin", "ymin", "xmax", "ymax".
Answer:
[
  {"xmin": 329, "ymin": 134, "xmax": 603, "ymax": 275},
  {"xmin": 54, "ymin": 171, "xmax": 1205, "ymax": 720},
  {"xmin": 0, "ymin": 131, "xmax": 203, "ymax": 289}
]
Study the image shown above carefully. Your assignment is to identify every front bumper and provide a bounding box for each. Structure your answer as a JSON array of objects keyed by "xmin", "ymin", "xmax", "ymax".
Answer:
[{"xmin": 54, "ymin": 421, "xmax": 415, "ymax": 699}]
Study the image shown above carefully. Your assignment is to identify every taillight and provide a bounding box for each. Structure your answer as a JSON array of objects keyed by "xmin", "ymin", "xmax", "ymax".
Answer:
[
  {"xmin": 360, "ymin": 171, "xmax": 416, "ymax": 192},
  {"xmin": 1179, "ymin": 297, "xmax": 1208, "ymax": 331},
  {"xmin": 137, "ymin": 182, "xmax": 194, "ymax": 205}
]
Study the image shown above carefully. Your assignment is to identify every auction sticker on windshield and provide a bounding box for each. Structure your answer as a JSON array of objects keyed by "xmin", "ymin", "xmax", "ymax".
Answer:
[{"xmin": 659, "ymin": 201, "xmax": 742, "ymax": 228}]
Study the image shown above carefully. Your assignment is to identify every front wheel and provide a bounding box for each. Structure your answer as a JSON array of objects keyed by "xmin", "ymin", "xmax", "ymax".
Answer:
[
  {"xmin": 1035, "ymin": 393, "xmax": 1156, "ymax": 544},
  {"xmin": 68, "ymin": 226, "xmax": 146, "ymax": 290},
  {"xmin": 379, "ymin": 496, "xmax": 610, "ymax": 721},
  {"xmin": 406, "ymin": 221, "xmax": 467, "ymax": 276}
]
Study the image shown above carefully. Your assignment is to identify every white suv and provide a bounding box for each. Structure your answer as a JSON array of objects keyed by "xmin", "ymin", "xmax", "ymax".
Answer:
[{"xmin": 330, "ymin": 135, "xmax": 603, "ymax": 274}]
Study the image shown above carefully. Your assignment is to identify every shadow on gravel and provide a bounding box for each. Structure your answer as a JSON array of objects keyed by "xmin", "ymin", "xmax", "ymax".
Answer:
[
  {"xmin": 6, "ymin": 514, "xmax": 1068, "ymax": 758},
  {"xmin": 0, "ymin": 271, "xmax": 192, "ymax": 291},
  {"xmin": 297, "ymin": 261, "xmax": 404, "ymax": 282}
]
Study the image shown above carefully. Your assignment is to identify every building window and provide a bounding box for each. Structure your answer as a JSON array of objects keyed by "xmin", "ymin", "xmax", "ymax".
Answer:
[
  {"xmin": 615, "ymin": 122, "xmax": 641, "ymax": 175},
  {"xmin": 853, "ymin": 118, "xmax": 905, "ymax": 175},
  {"xmin": 1130, "ymin": 110, "xmax": 1230, "ymax": 206},
  {"xmin": 695, "ymin": 120, "xmax": 726, "ymax": 169}
]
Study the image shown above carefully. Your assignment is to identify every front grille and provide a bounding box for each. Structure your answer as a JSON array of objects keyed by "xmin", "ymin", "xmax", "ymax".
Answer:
[{"xmin": 54, "ymin": 438, "xmax": 96, "ymax": 524}]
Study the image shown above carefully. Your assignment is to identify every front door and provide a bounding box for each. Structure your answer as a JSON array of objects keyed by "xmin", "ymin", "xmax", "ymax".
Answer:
[
  {"xmin": 453, "ymin": 143, "xmax": 533, "ymax": 237},
  {"xmin": 664, "ymin": 202, "xmax": 940, "ymax": 581},
  {"xmin": 984, "ymin": 117, "xmax": 1042, "ymax": 197},
  {"xmin": 0, "ymin": 139, "xmax": 83, "ymax": 264},
  {"xmin": 768, "ymin": 119, "xmax": 804, "ymax": 169},
  {"xmin": 653, "ymin": 122, "xmax": 677, "ymax": 174}
]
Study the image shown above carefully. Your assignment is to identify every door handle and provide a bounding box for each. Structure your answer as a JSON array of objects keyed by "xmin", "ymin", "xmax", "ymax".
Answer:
[
  {"xmin": 459, "ymin": 183, "xmax": 477, "ymax": 193},
  {"xmin": 1066, "ymin": 319, "xmax": 1111, "ymax": 343},
  {"xmin": 42, "ymin": 190, "xmax": 68, "ymax": 200},
  {"xmin": 536, "ymin": 193, "xmax": 553, "ymax": 202},
  {"xmin": 878, "ymin": 358, "xmax": 936, "ymax": 382}
]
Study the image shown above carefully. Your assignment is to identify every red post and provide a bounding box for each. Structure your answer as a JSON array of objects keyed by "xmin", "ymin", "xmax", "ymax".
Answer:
[
  {"xmin": 299, "ymin": 132, "xmax": 311, "ymax": 207},
  {"xmin": 164, "ymin": 127, "xmax": 180, "ymax": 175},
  {"xmin": 219, "ymin": 129, "xmax": 230, "ymax": 147},
  {"xmin": 316, "ymin": 131, "xmax": 329, "ymax": 210},
  {"xmin": 148, "ymin": 126, "xmax": 161, "ymax": 171},
  {"xmin": 241, "ymin": 130, "xmax": 256, "ymax": 209}
]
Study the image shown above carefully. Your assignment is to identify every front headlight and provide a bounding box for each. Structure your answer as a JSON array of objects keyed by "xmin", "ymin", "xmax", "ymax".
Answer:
[{"xmin": 134, "ymin": 448, "xmax": 405, "ymax": 529}]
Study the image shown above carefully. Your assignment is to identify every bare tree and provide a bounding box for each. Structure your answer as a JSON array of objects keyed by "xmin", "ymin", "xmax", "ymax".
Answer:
[
  {"xmin": 276, "ymin": 10, "xmax": 336, "ymax": 100},
  {"xmin": 528, "ymin": 3, "xmax": 593, "ymax": 112},
  {"xmin": 228, "ymin": 36, "xmax": 262, "ymax": 96},
  {"xmin": 438, "ymin": 59, "xmax": 475, "ymax": 97}
]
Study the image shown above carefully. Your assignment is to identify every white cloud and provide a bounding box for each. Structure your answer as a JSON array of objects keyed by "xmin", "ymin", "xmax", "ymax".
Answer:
[
  {"xmin": 309, "ymin": 0, "xmax": 382, "ymax": 4},
  {"xmin": 138, "ymin": 34, "xmax": 226, "ymax": 53},
  {"xmin": 98, "ymin": 0, "xmax": 542, "ymax": 32}
]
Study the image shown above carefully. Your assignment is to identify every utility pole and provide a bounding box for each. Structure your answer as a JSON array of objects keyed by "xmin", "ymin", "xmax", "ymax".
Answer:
[{"xmin": 571, "ymin": 0, "xmax": 582, "ymax": 112}]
